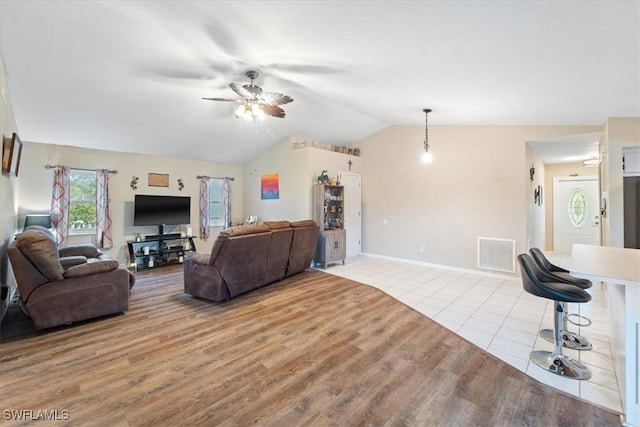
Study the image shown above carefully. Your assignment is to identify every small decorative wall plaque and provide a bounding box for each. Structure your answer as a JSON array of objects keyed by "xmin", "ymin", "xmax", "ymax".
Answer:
[
  {"xmin": 534, "ymin": 185, "xmax": 543, "ymax": 206},
  {"xmin": 148, "ymin": 173, "xmax": 169, "ymax": 187}
]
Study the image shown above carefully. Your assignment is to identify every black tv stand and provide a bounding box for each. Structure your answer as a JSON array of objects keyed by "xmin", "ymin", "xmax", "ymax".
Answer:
[
  {"xmin": 145, "ymin": 233, "xmax": 181, "ymax": 240},
  {"xmin": 127, "ymin": 234, "xmax": 196, "ymax": 272}
]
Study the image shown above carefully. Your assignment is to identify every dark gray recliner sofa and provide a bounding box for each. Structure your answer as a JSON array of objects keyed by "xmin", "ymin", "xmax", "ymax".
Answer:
[
  {"xmin": 7, "ymin": 225, "xmax": 134, "ymax": 330},
  {"xmin": 183, "ymin": 220, "xmax": 319, "ymax": 301}
]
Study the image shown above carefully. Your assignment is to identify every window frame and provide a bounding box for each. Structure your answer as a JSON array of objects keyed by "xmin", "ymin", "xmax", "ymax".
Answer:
[
  {"xmin": 208, "ymin": 178, "xmax": 224, "ymax": 227},
  {"xmin": 68, "ymin": 169, "xmax": 97, "ymax": 235}
]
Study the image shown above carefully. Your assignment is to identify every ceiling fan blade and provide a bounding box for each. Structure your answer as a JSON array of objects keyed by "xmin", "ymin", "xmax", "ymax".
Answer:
[
  {"xmin": 229, "ymin": 81, "xmax": 254, "ymax": 99},
  {"xmin": 261, "ymin": 105, "xmax": 286, "ymax": 118},
  {"xmin": 201, "ymin": 97, "xmax": 242, "ymax": 102},
  {"xmin": 260, "ymin": 92, "xmax": 294, "ymax": 106}
]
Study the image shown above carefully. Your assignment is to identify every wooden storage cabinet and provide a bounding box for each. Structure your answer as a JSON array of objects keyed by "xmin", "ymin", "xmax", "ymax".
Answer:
[
  {"xmin": 127, "ymin": 235, "xmax": 196, "ymax": 271},
  {"xmin": 316, "ymin": 229, "xmax": 346, "ymax": 269},
  {"xmin": 312, "ymin": 184, "xmax": 346, "ymax": 268}
]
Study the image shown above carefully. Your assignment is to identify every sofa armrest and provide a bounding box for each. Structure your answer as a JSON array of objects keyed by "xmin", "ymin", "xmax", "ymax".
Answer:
[
  {"xmin": 63, "ymin": 258, "xmax": 119, "ymax": 279},
  {"xmin": 189, "ymin": 252, "xmax": 211, "ymax": 265},
  {"xmin": 58, "ymin": 244, "xmax": 99, "ymax": 259},
  {"xmin": 183, "ymin": 256, "xmax": 228, "ymax": 301},
  {"xmin": 60, "ymin": 256, "xmax": 88, "ymax": 269}
]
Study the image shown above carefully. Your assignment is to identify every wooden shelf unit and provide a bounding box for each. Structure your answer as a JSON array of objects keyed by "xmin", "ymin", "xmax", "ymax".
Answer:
[{"xmin": 312, "ymin": 184, "xmax": 346, "ymax": 268}]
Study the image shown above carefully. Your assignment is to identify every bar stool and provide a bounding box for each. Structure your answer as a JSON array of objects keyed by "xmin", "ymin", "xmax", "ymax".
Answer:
[
  {"xmin": 518, "ymin": 254, "xmax": 592, "ymax": 380},
  {"xmin": 529, "ymin": 248, "xmax": 592, "ymax": 351}
]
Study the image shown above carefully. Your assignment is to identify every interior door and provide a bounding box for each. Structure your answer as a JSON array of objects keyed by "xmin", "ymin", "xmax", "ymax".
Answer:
[
  {"xmin": 338, "ymin": 172, "xmax": 362, "ymax": 258},
  {"xmin": 553, "ymin": 176, "xmax": 600, "ymax": 253}
]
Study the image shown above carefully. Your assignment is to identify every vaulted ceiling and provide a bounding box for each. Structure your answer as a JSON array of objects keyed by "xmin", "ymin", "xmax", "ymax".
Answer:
[{"xmin": 1, "ymin": 1, "xmax": 638, "ymax": 164}]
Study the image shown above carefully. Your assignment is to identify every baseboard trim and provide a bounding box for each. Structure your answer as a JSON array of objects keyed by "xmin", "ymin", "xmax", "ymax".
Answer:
[{"xmin": 355, "ymin": 252, "xmax": 519, "ymax": 281}]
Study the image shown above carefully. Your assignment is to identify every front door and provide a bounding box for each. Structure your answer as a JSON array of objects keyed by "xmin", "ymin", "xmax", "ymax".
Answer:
[{"xmin": 553, "ymin": 176, "xmax": 600, "ymax": 253}]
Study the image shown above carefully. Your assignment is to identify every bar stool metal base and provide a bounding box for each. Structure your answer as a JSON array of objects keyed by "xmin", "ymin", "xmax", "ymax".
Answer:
[
  {"xmin": 567, "ymin": 313, "xmax": 592, "ymax": 327},
  {"xmin": 540, "ymin": 328, "xmax": 593, "ymax": 351},
  {"xmin": 530, "ymin": 350, "xmax": 592, "ymax": 380}
]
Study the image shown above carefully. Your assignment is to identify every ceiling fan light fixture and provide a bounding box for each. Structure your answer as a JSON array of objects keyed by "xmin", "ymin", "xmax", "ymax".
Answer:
[
  {"xmin": 243, "ymin": 107, "xmax": 253, "ymax": 121},
  {"xmin": 234, "ymin": 104, "xmax": 246, "ymax": 118},
  {"xmin": 251, "ymin": 104, "xmax": 265, "ymax": 120},
  {"xmin": 203, "ymin": 69, "xmax": 293, "ymax": 120}
]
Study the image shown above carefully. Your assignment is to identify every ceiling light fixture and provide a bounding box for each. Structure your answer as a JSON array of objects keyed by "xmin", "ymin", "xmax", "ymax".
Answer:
[
  {"xmin": 203, "ymin": 70, "xmax": 291, "ymax": 120},
  {"xmin": 421, "ymin": 108, "xmax": 433, "ymax": 163},
  {"xmin": 234, "ymin": 102, "xmax": 266, "ymax": 121}
]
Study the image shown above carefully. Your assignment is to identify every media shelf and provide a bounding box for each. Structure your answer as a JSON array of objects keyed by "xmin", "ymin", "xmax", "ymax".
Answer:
[{"xmin": 127, "ymin": 235, "xmax": 196, "ymax": 271}]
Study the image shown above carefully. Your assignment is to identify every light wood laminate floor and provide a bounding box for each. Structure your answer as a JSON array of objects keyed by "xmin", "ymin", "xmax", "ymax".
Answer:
[
  {"xmin": 0, "ymin": 265, "xmax": 621, "ymax": 426},
  {"xmin": 324, "ymin": 255, "xmax": 622, "ymax": 414}
]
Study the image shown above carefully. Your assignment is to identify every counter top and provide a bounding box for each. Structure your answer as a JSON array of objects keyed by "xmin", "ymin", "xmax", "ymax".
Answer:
[{"xmin": 570, "ymin": 244, "xmax": 640, "ymax": 285}]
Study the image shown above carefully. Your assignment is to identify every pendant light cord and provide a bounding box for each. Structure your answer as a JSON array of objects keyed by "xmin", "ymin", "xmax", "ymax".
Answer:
[{"xmin": 423, "ymin": 108, "xmax": 432, "ymax": 152}]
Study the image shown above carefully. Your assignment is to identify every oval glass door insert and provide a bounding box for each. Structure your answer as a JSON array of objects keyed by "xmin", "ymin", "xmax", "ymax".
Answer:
[{"xmin": 568, "ymin": 188, "xmax": 588, "ymax": 227}]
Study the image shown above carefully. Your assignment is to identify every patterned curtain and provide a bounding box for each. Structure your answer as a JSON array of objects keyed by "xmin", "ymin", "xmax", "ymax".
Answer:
[
  {"xmin": 223, "ymin": 178, "xmax": 232, "ymax": 229},
  {"xmin": 199, "ymin": 176, "xmax": 210, "ymax": 241},
  {"xmin": 50, "ymin": 166, "xmax": 70, "ymax": 247},
  {"xmin": 96, "ymin": 169, "xmax": 113, "ymax": 248}
]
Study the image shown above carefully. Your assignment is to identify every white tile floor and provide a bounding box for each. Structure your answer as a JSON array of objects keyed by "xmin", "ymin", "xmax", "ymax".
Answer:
[{"xmin": 318, "ymin": 254, "xmax": 623, "ymax": 414}]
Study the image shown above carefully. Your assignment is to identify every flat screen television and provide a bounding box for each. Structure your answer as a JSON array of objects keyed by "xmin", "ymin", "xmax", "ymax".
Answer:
[{"xmin": 134, "ymin": 195, "xmax": 191, "ymax": 233}]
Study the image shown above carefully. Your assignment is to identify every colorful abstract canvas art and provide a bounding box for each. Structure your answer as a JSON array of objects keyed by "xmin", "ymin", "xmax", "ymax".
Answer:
[{"xmin": 261, "ymin": 173, "xmax": 279, "ymax": 199}]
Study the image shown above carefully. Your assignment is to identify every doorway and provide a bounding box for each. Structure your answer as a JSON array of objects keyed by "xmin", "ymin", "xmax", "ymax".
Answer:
[
  {"xmin": 624, "ymin": 176, "xmax": 640, "ymax": 249},
  {"xmin": 552, "ymin": 176, "xmax": 600, "ymax": 253}
]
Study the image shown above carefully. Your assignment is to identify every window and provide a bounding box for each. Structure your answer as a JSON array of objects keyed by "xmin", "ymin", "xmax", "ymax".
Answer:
[
  {"xmin": 208, "ymin": 178, "xmax": 224, "ymax": 227},
  {"xmin": 568, "ymin": 188, "xmax": 588, "ymax": 227},
  {"xmin": 69, "ymin": 169, "xmax": 97, "ymax": 233}
]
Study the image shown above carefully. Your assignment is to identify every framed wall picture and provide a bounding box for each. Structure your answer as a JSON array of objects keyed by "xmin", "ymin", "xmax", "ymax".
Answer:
[
  {"xmin": 2, "ymin": 132, "xmax": 23, "ymax": 177},
  {"xmin": 261, "ymin": 173, "xmax": 280, "ymax": 199},
  {"xmin": 534, "ymin": 184, "xmax": 543, "ymax": 206}
]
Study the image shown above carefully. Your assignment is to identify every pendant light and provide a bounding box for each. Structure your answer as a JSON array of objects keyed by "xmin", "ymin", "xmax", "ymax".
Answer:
[{"xmin": 421, "ymin": 108, "xmax": 433, "ymax": 163}]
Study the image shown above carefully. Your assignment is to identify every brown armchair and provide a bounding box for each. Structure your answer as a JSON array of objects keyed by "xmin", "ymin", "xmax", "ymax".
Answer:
[{"xmin": 7, "ymin": 226, "xmax": 134, "ymax": 330}]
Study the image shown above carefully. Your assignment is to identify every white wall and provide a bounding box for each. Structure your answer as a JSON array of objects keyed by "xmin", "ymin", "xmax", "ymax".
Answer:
[
  {"xmin": 0, "ymin": 54, "xmax": 20, "ymax": 323},
  {"xmin": 18, "ymin": 141, "xmax": 244, "ymax": 263},
  {"xmin": 355, "ymin": 124, "xmax": 603, "ymax": 273},
  {"xmin": 602, "ymin": 117, "xmax": 640, "ymax": 247},
  {"xmin": 243, "ymin": 137, "xmax": 362, "ymax": 222},
  {"xmin": 525, "ymin": 144, "xmax": 545, "ymax": 251}
]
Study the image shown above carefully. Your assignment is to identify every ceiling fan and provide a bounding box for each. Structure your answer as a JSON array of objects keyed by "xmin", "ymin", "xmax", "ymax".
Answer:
[{"xmin": 202, "ymin": 70, "xmax": 293, "ymax": 119}]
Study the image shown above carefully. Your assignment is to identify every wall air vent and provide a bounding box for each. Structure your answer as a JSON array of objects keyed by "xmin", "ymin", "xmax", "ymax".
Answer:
[{"xmin": 477, "ymin": 237, "xmax": 516, "ymax": 273}]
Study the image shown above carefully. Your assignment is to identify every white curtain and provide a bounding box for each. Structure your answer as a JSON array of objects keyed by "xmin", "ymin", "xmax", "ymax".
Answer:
[
  {"xmin": 96, "ymin": 169, "xmax": 113, "ymax": 248},
  {"xmin": 199, "ymin": 176, "xmax": 233, "ymax": 239},
  {"xmin": 199, "ymin": 176, "xmax": 210, "ymax": 241},
  {"xmin": 50, "ymin": 166, "xmax": 70, "ymax": 247},
  {"xmin": 223, "ymin": 178, "xmax": 232, "ymax": 229}
]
